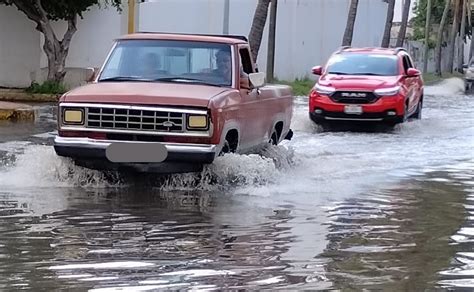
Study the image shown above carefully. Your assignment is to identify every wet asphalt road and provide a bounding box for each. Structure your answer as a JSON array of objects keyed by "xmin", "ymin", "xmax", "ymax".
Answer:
[{"xmin": 0, "ymin": 78, "xmax": 473, "ymax": 291}]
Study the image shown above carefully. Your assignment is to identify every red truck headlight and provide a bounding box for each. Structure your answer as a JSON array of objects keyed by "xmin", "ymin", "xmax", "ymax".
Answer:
[
  {"xmin": 63, "ymin": 108, "xmax": 84, "ymax": 125},
  {"xmin": 187, "ymin": 114, "xmax": 209, "ymax": 130}
]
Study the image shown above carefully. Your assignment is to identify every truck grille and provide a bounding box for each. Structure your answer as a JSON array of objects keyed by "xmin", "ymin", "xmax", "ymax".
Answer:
[
  {"xmin": 331, "ymin": 91, "xmax": 378, "ymax": 104},
  {"xmin": 86, "ymin": 107, "xmax": 185, "ymax": 132}
]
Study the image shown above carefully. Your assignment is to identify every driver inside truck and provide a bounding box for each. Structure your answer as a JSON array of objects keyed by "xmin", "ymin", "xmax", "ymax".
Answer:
[{"xmin": 213, "ymin": 49, "xmax": 250, "ymax": 89}]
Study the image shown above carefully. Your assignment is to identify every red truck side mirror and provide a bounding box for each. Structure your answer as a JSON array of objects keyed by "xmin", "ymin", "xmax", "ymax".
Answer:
[
  {"xmin": 406, "ymin": 68, "xmax": 420, "ymax": 77},
  {"xmin": 312, "ymin": 66, "xmax": 323, "ymax": 75}
]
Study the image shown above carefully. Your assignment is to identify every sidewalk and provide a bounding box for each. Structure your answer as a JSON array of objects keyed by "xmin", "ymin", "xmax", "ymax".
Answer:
[
  {"xmin": 0, "ymin": 88, "xmax": 59, "ymax": 102},
  {"xmin": 0, "ymin": 101, "xmax": 35, "ymax": 122}
]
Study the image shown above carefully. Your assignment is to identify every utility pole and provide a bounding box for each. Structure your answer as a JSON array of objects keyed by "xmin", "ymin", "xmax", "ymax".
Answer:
[
  {"xmin": 423, "ymin": 0, "xmax": 432, "ymax": 73},
  {"xmin": 128, "ymin": 0, "xmax": 136, "ymax": 34},
  {"xmin": 223, "ymin": 0, "xmax": 230, "ymax": 34},
  {"xmin": 266, "ymin": 0, "xmax": 277, "ymax": 83}
]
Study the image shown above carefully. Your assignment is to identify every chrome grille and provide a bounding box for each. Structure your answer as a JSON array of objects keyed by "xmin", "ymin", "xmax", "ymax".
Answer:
[{"xmin": 86, "ymin": 107, "xmax": 185, "ymax": 132}]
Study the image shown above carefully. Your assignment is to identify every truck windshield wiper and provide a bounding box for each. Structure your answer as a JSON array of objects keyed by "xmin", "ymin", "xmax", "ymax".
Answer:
[
  {"xmin": 351, "ymin": 73, "xmax": 384, "ymax": 76},
  {"xmin": 327, "ymin": 72, "xmax": 350, "ymax": 75},
  {"xmin": 153, "ymin": 77, "xmax": 223, "ymax": 87},
  {"xmin": 99, "ymin": 76, "xmax": 150, "ymax": 82}
]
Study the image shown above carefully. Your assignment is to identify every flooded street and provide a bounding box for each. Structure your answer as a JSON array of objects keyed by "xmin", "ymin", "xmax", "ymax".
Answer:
[{"xmin": 0, "ymin": 79, "xmax": 473, "ymax": 290}]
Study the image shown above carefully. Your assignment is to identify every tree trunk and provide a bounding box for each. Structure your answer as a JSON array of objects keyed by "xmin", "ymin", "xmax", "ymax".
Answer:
[
  {"xmin": 435, "ymin": 0, "xmax": 451, "ymax": 76},
  {"xmin": 469, "ymin": 0, "xmax": 473, "ymax": 61},
  {"xmin": 457, "ymin": 0, "xmax": 467, "ymax": 73},
  {"xmin": 423, "ymin": 0, "xmax": 432, "ymax": 73},
  {"xmin": 342, "ymin": 0, "xmax": 359, "ymax": 46},
  {"xmin": 12, "ymin": 0, "xmax": 77, "ymax": 84},
  {"xmin": 381, "ymin": 0, "xmax": 396, "ymax": 48},
  {"xmin": 248, "ymin": 0, "xmax": 271, "ymax": 63},
  {"xmin": 396, "ymin": 0, "xmax": 411, "ymax": 47},
  {"xmin": 447, "ymin": 0, "xmax": 461, "ymax": 73}
]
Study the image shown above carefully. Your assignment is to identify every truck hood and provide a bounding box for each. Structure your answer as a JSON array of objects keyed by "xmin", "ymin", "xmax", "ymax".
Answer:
[
  {"xmin": 318, "ymin": 74, "xmax": 400, "ymax": 90},
  {"xmin": 62, "ymin": 82, "xmax": 231, "ymax": 108}
]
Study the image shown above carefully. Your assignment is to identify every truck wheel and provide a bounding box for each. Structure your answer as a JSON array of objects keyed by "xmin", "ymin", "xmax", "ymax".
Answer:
[
  {"xmin": 219, "ymin": 130, "xmax": 238, "ymax": 156},
  {"xmin": 269, "ymin": 130, "xmax": 278, "ymax": 145},
  {"xmin": 413, "ymin": 98, "xmax": 422, "ymax": 119}
]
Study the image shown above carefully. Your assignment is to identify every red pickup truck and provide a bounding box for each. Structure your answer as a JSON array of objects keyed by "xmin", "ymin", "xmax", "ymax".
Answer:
[{"xmin": 53, "ymin": 32, "xmax": 294, "ymax": 173}]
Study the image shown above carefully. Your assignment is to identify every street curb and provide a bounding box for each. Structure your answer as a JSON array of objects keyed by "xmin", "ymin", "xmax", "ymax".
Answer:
[
  {"xmin": 0, "ymin": 101, "xmax": 35, "ymax": 122},
  {"xmin": 0, "ymin": 89, "xmax": 59, "ymax": 103}
]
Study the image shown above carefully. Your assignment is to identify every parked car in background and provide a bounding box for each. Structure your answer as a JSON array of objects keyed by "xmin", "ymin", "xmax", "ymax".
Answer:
[
  {"xmin": 464, "ymin": 57, "xmax": 474, "ymax": 93},
  {"xmin": 309, "ymin": 47, "xmax": 424, "ymax": 128},
  {"xmin": 53, "ymin": 32, "xmax": 294, "ymax": 174}
]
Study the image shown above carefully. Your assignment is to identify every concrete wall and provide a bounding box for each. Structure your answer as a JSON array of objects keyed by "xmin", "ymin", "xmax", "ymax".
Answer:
[
  {"xmin": 0, "ymin": 6, "xmax": 40, "ymax": 88},
  {"xmin": 139, "ymin": 0, "xmax": 387, "ymax": 81},
  {"xmin": 0, "ymin": 0, "xmax": 405, "ymax": 87},
  {"xmin": 39, "ymin": 5, "xmax": 128, "ymax": 69}
]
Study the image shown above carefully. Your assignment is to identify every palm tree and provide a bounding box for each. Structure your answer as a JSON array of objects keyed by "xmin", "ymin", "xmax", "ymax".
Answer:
[
  {"xmin": 469, "ymin": 0, "xmax": 473, "ymax": 61},
  {"xmin": 435, "ymin": 0, "xmax": 452, "ymax": 76},
  {"xmin": 457, "ymin": 0, "xmax": 467, "ymax": 73},
  {"xmin": 396, "ymin": 0, "xmax": 412, "ymax": 47},
  {"xmin": 423, "ymin": 0, "xmax": 432, "ymax": 73},
  {"xmin": 382, "ymin": 0, "xmax": 396, "ymax": 47},
  {"xmin": 248, "ymin": 0, "xmax": 271, "ymax": 62},
  {"xmin": 342, "ymin": 0, "xmax": 359, "ymax": 46},
  {"xmin": 447, "ymin": 0, "xmax": 461, "ymax": 73}
]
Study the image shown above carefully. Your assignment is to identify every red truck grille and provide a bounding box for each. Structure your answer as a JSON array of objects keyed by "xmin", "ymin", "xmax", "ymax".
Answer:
[{"xmin": 86, "ymin": 107, "xmax": 185, "ymax": 132}]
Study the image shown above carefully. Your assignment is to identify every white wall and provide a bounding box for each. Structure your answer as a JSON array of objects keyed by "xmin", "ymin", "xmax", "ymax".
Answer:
[
  {"xmin": 40, "ymin": 5, "xmax": 128, "ymax": 69},
  {"xmin": 0, "ymin": 0, "xmax": 391, "ymax": 87},
  {"xmin": 139, "ymin": 0, "xmax": 387, "ymax": 81},
  {"xmin": 0, "ymin": 6, "xmax": 40, "ymax": 88}
]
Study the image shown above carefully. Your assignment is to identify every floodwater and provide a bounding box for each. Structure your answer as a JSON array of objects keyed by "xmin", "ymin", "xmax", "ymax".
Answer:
[{"xmin": 0, "ymin": 78, "xmax": 472, "ymax": 291}]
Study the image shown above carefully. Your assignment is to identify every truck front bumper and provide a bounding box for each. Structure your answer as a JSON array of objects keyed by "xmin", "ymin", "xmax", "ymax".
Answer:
[{"xmin": 53, "ymin": 136, "xmax": 217, "ymax": 173}]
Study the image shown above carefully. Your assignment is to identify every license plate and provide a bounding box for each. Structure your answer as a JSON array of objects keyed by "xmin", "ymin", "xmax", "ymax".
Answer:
[
  {"xmin": 106, "ymin": 142, "xmax": 168, "ymax": 163},
  {"xmin": 344, "ymin": 105, "xmax": 363, "ymax": 115}
]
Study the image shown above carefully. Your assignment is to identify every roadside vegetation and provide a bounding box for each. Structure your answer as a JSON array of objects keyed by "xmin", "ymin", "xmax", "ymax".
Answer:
[
  {"xmin": 25, "ymin": 81, "xmax": 67, "ymax": 95},
  {"xmin": 423, "ymin": 72, "xmax": 464, "ymax": 84},
  {"xmin": 273, "ymin": 78, "xmax": 315, "ymax": 96}
]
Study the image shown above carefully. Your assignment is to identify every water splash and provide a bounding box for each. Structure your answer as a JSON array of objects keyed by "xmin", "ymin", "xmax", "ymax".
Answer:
[
  {"xmin": 0, "ymin": 143, "xmax": 297, "ymax": 191},
  {"xmin": 0, "ymin": 145, "xmax": 122, "ymax": 189},
  {"xmin": 424, "ymin": 77, "xmax": 466, "ymax": 96}
]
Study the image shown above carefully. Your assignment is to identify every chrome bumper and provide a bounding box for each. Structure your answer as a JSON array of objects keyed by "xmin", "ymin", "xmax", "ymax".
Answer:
[
  {"xmin": 53, "ymin": 136, "xmax": 217, "ymax": 154},
  {"xmin": 53, "ymin": 136, "xmax": 217, "ymax": 173}
]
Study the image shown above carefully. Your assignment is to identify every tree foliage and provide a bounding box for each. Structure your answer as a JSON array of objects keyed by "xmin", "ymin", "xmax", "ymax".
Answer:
[
  {"xmin": 0, "ymin": 0, "xmax": 122, "ymax": 21},
  {"xmin": 412, "ymin": 0, "xmax": 472, "ymax": 42}
]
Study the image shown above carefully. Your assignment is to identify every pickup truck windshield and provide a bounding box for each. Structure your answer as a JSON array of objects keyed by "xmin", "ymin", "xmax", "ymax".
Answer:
[
  {"xmin": 326, "ymin": 53, "xmax": 399, "ymax": 76},
  {"xmin": 99, "ymin": 39, "xmax": 233, "ymax": 87}
]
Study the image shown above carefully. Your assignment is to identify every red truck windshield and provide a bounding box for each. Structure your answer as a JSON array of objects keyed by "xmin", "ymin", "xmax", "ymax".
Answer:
[{"xmin": 99, "ymin": 39, "xmax": 234, "ymax": 87}]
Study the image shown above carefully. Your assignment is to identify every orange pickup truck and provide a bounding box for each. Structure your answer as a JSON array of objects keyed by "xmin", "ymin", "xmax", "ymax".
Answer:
[{"xmin": 53, "ymin": 32, "xmax": 294, "ymax": 173}]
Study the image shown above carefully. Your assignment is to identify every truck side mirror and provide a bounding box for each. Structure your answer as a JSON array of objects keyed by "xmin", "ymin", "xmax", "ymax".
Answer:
[{"xmin": 248, "ymin": 72, "xmax": 265, "ymax": 88}]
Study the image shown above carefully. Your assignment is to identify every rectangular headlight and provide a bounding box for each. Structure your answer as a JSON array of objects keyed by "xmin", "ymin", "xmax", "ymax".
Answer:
[
  {"xmin": 63, "ymin": 109, "xmax": 84, "ymax": 124},
  {"xmin": 187, "ymin": 115, "xmax": 208, "ymax": 130}
]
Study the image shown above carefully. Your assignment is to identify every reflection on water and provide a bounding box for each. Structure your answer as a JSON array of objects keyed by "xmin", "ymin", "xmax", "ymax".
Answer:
[
  {"xmin": 0, "ymin": 166, "xmax": 473, "ymax": 290},
  {"xmin": 0, "ymin": 188, "xmax": 301, "ymax": 290},
  {"xmin": 320, "ymin": 164, "xmax": 474, "ymax": 291}
]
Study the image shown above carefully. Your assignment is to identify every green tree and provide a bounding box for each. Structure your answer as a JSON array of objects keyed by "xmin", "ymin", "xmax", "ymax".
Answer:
[
  {"xmin": 0, "ymin": 0, "xmax": 122, "ymax": 83},
  {"xmin": 412, "ymin": 0, "xmax": 472, "ymax": 41}
]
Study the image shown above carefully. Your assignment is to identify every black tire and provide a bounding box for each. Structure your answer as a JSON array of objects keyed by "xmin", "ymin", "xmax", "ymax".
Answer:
[
  {"xmin": 269, "ymin": 129, "xmax": 278, "ymax": 145},
  {"xmin": 219, "ymin": 140, "xmax": 230, "ymax": 156},
  {"xmin": 412, "ymin": 97, "xmax": 423, "ymax": 120}
]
